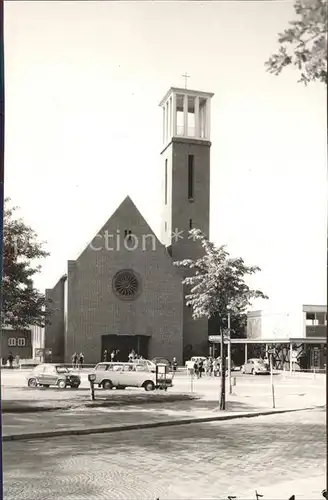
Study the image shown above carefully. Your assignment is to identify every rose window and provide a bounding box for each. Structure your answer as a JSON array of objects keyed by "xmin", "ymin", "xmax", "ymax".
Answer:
[{"xmin": 113, "ymin": 270, "xmax": 140, "ymax": 300}]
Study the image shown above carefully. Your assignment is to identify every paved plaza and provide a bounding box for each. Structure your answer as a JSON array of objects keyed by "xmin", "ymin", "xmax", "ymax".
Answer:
[
  {"xmin": 1, "ymin": 369, "xmax": 325, "ymax": 408},
  {"xmin": 3, "ymin": 408, "xmax": 326, "ymax": 500}
]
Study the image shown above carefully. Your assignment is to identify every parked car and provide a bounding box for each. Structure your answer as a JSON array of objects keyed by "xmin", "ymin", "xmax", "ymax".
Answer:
[
  {"xmin": 91, "ymin": 361, "xmax": 173, "ymax": 391},
  {"xmin": 26, "ymin": 364, "xmax": 81, "ymax": 389},
  {"xmin": 241, "ymin": 358, "xmax": 270, "ymax": 375}
]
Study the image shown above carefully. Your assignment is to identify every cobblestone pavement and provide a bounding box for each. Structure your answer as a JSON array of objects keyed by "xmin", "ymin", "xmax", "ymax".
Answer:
[{"xmin": 3, "ymin": 408, "xmax": 326, "ymax": 500}]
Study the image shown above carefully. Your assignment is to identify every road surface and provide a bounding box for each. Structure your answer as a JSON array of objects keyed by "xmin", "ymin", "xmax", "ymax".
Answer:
[{"xmin": 3, "ymin": 408, "xmax": 326, "ymax": 500}]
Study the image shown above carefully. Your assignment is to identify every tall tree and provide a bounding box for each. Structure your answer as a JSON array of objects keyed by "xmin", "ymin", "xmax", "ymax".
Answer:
[
  {"xmin": 265, "ymin": 0, "xmax": 327, "ymax": 85},
  {"xmin": 2, "ymin": 199, "xmax": 50, "ymax": 329},
  {"xmin": 174, "ymin": 229, "xmax": 268, "ymax": 410}
]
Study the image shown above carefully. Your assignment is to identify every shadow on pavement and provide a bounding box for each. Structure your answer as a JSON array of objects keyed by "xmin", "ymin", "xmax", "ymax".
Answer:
[{"xmin": 1, "ymin": 392, "xmax": 198, "ymax": 413}]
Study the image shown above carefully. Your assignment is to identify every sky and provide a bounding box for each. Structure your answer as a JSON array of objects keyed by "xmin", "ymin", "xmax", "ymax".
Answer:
[{"xmin": 3, "ymin": 1, "xmax": 327, "ymax": 312}]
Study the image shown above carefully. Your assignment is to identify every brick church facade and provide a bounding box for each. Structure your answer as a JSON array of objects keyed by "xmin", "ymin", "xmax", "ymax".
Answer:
[{"xmin": 45, "ymin": 86, "xmax": 214, "ymax": 364}]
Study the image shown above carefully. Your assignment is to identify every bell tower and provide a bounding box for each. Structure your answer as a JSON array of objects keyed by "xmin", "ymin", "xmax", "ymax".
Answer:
[
  {"xmin": 159, "ymin": 86, "xmax": 214, "ymax": 260},
  {"xmin": 159, "ymin": 85, "xmax": 214, "ymax": 359}
]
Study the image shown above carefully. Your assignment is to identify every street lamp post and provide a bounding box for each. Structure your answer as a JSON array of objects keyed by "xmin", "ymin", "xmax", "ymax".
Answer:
[{"xmin": 227, "ymin": 312, "xmax": 232, "ymax": 395}]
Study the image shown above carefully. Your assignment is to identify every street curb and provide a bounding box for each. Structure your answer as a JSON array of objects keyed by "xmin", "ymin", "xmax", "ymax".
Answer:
[
  {"xmin": 3, "ymin": 406, "xmax": 321, "ymax": 443},
  {"xmin": 1, "ymin": 405, "xmax": 69, "ymax": 414}
]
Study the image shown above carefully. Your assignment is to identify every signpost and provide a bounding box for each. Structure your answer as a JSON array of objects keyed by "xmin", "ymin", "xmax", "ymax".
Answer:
[
  {"xmin": 155, "ymin": 363, "xmax": 170, "ymax": 391},
  {"xmin": 268, "ymin": 350, "xmax": 275, "ymax": 409},
  {"xmin": 209, "ymin": 332, "xmax": 232, "ymax": 395},
  {"xmin": 227, "ymin": 314, "xmax": 232, "ymax": 395},
  {"xmin": 88, "ymin": 373, "xmax": 96, "ymax": 401},
  {"xmin": 208, "ymin": 335, "xmax": 222, "ymax": 343}
]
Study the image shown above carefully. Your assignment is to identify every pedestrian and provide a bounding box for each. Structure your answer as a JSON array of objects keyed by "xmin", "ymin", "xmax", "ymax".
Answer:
[
  {"xmin": 193, "ymin": 361, "xmax": 199, "ymax": 378},
  {"xmin": 213, "ymin": 358, "xmax": 218, "ymax": 377},
  {"xmin": 72, "ymin": 352, "xmax": 78, "ymax": 368},
  {"xmin": 172, "ymin": 357, "xmax": 178, "ymax": 372},
  {"xmin": 128, "ymin": 350, "xmax": 135, "ymax": 362},
  {"xmin": 103, "ymin": 349, "xmax": 108, "ymax": 362},
  {"xmin": 198, "ymin": 360, "xmax": 204, "ymax": 378},
  {"xmin": 209, "ymin": 357, "xmax": 213, "ymax": 376},
  {"xmin": 79, "ymin": 352, "xmax": 84, "ymax": 369},
  {"xmin": 110, "ymin": 350, "xmax": 115, "ymax": 362},
  {"xmin": 7, "ymin": 352, "xmax": 13, "ymax": 369}
]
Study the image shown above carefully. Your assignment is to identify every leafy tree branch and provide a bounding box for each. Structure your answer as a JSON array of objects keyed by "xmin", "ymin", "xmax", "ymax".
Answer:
[{"xmin": 265, "ymin": 0, "xmax": 327, "ymax": 85}]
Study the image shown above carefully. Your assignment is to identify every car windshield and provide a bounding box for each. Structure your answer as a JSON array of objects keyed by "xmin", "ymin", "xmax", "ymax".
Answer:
[{"xmin": 56, "ymin": 367, "xmax": 69, "ymax": 373}]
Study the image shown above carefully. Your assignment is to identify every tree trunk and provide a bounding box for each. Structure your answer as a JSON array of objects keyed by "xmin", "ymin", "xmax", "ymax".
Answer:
[{"xmin": 220, "ymin": 330, "xmax": 226, "ymax": 410}]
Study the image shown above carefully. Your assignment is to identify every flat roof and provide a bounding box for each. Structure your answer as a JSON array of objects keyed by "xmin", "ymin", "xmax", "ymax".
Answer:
[
  {"xmin": 159, "ymin": 87, "xmax": 214, "ymax": 106},
  {"xmin": 302, "ymin": 304, "xmax": 327, "ymax": 312},
  {"xmin": 209, "ymin": 337, "xmax": 326, "ymax": 344}
]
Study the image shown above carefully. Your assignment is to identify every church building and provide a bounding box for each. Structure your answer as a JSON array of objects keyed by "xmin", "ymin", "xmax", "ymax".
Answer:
[{"xmin": 44, "ymin": 86, "xmax": 214, "ymax": 364}]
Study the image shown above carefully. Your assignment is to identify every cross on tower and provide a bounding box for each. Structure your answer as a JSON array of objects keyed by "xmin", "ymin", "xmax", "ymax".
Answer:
[{"xmin": 181, "ymin": 72, "xmax": 190, "ymax": 89}]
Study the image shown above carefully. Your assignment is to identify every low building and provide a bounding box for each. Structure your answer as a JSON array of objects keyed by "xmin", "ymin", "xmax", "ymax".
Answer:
[
  {"xmin": 208, "ymin": 305, "xmax": 327, "ymax": 370},
  {"xmin": 245, "ymin": 305, "xmax": 326, "ymax": 370},
  {"xmin": 1, "ymin": 328, "xmax": 32, "ymax": 363}
]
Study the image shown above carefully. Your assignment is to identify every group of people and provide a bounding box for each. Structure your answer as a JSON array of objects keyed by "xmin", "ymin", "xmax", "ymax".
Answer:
[
  {"xmin": 102, "ymin": 349, "xmax": 145, "ymax": 363},
  {"xmin": 71, "ymin": 352, "xmax": 84, "ymax": 368},
  {"xmin": 193, "ymin": 357, "xmax": 223, "ymax": 378},
  {"xmin": 103, "ymin": 349, "xmax": 119, "ymax": 362}
]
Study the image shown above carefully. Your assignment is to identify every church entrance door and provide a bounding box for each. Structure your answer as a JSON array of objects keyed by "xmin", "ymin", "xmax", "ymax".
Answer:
[{"xmin": 101, "ymin": 335, "xmax": 149, "ymax": 362}]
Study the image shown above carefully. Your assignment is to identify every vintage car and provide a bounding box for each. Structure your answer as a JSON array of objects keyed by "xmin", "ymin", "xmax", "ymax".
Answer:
[
  {"xmin": 26, "ymin": 364, "xmax": 81, "ymax": 389},
  {"xmin": 91, "ymin": 361, "xmax": 173, "ymax": 391},
  {"xmin": 241, "ymin": 358, "xmax": 270, "ymax": 375}
]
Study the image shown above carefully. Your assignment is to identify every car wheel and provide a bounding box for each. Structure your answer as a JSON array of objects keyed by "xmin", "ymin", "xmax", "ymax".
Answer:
[
  {"xmin": 251, "ymin": 369, "xmax": 256, "ymax": 375},
  {"xmin": 143, "ymin": 381, "xmax": 155, "ymax": 392},
  {"xmin": 102, "ymin": 380, "xmax": 113, "ymax": 390},
  {"xmin": 28, "ymin": 378, "xmax": 37, "ymax": 388},
  {"xmin": 57, "ymin": 379, "xmax": 66, "ymax": 389}
]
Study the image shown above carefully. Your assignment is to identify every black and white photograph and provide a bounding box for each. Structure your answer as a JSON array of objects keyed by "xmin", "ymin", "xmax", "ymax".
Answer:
[{"xmin": 0, "ymin": 1, "xmax": 326, "ymax": 499}]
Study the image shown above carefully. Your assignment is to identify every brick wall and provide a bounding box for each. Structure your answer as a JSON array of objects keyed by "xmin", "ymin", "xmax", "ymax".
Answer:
[
  {"xmin": 161, "ymin": 138, "xmax": 211, "ymax": 358},
  {"xmin": 44, "ymin": 276, "xmax": 66, "ymax": 362},
  {"xmin": 65, "ymin": 197, "xmax": 184, "ymax": 364},
  {"xmin": 1, "ymin": 329, "xmax": 32, "ymax": 361}
]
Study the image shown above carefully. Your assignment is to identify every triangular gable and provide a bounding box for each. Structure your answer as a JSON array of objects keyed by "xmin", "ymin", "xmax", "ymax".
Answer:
[{"xmin": 74, "ymin": 195, "xmax": 165, "ymax": 263}]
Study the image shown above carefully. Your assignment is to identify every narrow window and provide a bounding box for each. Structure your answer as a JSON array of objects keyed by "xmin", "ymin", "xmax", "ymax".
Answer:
[
  {"xmin": 188, "ymin": 154, "xmax": 194, "ymax": 200},
  {"xmin": 8, "ymin": 337, "xmax": 16, "ymax": 347},
  {"xmin": 124, "ymin": 229, "xmax": 132, "ymax": 242},
  {"xmin": 189, "ymin": 219, "xmax": 192, "ymax": 229},
  {"xmin": 17, "ymin": 338, "xmax": 26, "ymax": 347},
  {"xmin": 316, "ymin": 312, "xmax": 325, "ymax": 325},
  {"xmin": 164, "ymin": 159, "xmax": 168, "ymax": 205}
]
